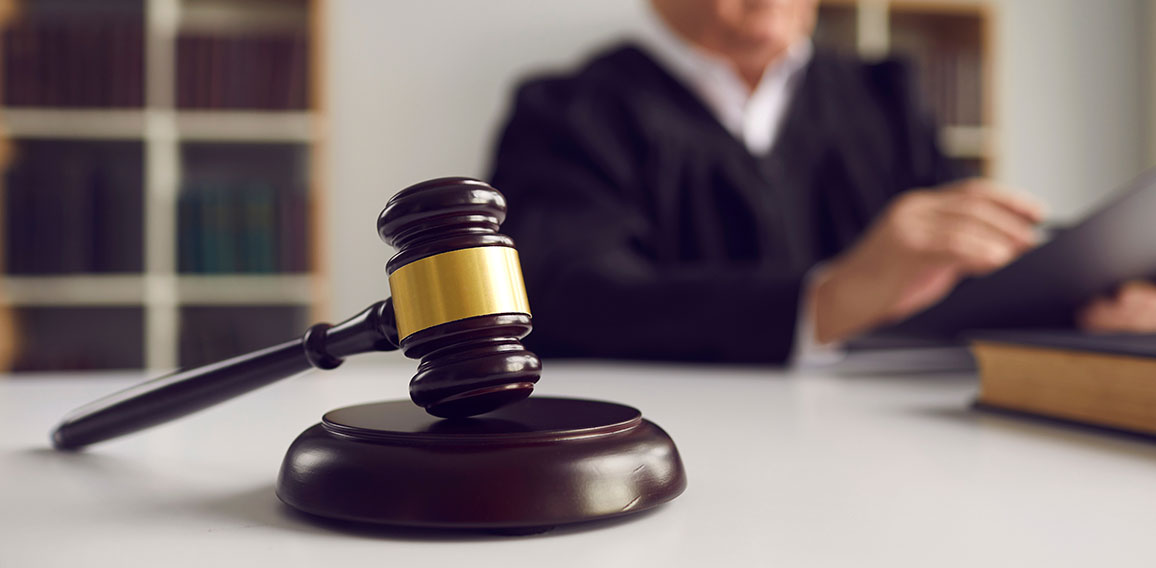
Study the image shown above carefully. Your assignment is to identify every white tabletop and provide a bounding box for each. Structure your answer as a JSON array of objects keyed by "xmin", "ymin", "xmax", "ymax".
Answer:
[{"xmin": 2, "ymin": 355, "xmax": 1155, "ymax": 567}]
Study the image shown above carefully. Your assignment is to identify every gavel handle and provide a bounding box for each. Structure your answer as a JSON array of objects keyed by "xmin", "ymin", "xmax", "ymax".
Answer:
[{"xmin": 51, "ymin": 299, "xmax": 400, "ymax": 451}]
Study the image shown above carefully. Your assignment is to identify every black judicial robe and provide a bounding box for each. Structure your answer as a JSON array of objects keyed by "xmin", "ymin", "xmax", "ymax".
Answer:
[{"xmin": 488, "ymin": 45, "xmax": 960, "ymax": 363}]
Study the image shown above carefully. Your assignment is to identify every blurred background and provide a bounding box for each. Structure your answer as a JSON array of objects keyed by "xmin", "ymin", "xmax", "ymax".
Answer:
[{"xmin": 0, "ymin": 0, "xmax": 1151, "ymax": 373}]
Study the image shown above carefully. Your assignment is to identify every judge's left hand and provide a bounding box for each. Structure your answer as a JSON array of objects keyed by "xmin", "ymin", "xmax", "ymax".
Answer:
[{"xmin": 1077, "ymin": 280, "xmax": 1156, "ymax": 333}]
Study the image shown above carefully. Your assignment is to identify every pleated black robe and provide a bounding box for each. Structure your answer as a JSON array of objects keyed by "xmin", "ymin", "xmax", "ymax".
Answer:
[{"xmin": 488, "ymin": 45, "xmax": 961, "ymax": 363}]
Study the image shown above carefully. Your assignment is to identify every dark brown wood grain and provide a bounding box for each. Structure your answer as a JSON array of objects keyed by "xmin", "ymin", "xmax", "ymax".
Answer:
[
  {"xmin": 378, "ymin": 177, "xmax": 541, "ymax": 418},
  {"xmin": 277, "ymin": 397, "xmax": 687, "ymax": 530}
]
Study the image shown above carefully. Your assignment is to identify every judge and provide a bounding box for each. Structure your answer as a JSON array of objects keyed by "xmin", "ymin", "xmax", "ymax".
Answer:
[{"xmin": 488, "ymin": 0, "xmax": 1156, "ymax": 363}]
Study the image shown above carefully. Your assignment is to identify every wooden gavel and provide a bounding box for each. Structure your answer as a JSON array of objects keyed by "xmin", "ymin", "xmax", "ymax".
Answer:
[{"xmin": 53, "ymin": 177, "xmax": 542, "ymax": 450}]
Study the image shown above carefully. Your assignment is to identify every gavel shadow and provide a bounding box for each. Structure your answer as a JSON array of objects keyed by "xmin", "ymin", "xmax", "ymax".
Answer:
[
  {"xmin": 198, "ymin": 484, "xmax": 487, "ymax": 541},
  {"xmin": 198, "ymin": 484, "xmax": 662, "ymax": 541}
]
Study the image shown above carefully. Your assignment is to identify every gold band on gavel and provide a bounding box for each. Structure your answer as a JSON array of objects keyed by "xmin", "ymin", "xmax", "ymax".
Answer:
[{"xmin": 388, "ymin": 246, "xmax": 531, "ymax": 340}]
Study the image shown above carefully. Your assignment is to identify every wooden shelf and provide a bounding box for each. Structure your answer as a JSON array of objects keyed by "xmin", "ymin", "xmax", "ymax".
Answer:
[
  {"xmin": 176, "ymin": 111, "xmax": 317, "ymax": 142},
  {"xmin": 0, "ymin": 0, "xmax": 327, "ymax": 371},
  {"xmin": 889, "ymin": 0, "xmax": 987, "ymax": 15},
  {"xmin": 175, "ymin": 274, "xmax": 315, "ymax": 304},
  {"xmin": 2, "ymin": 109, "xmax": 147, "ymax": 139},
  {"xmin": 180, "ymin": 0, "xmax": 308, "ymax": 34},
  {"xmin": 1, "ymin": 275, "xmax": 145, "ymax": 306},
  {"xmin": 2, "ymin": 108, "xmax": 317, "ymax": 142},
  {"xmin": 0, "ymin": 274, "xmax": 316, "ymax": 306},
  {"xmin": 939, "ymin": 125, "xmax": 991, "ymax": 158},
  {"xmin": 817, "ymin": 0, "xmax": 995, "ymax": 174}
]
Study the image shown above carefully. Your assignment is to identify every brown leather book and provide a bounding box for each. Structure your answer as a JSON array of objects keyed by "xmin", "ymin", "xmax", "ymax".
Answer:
[{"xmin": 972, "ymin": 332, "xmax": 1156, "ymax": 435}]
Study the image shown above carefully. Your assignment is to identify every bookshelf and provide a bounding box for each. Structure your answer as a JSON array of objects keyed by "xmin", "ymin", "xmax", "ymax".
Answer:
[
  {"xmin": 0, "ymin": 0, "xmax": 327, "ymax": 371},
  {"xmin": 815, "ymin": 0, "xmax": 995, "ymax": 177}
]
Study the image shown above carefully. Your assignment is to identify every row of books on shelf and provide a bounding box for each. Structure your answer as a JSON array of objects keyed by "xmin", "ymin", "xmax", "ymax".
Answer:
[
  {"xmin": 1, "ymin": 25, "xmax": 310, "ymax": 110},
  {"xmin": 3, "ymin": 18, "xmax": 145, "ymax": 107},
  {"xmin": 179, "ymin": 305, "xmax": 307, "ymax": 368},
  {"xmin": 4, "ymin": 141, "xmax": 143, "ymax": 274},
  {"xmin": 178, "ymin": 182, "xmax": 310, "ymax": 274},
  {"xmin": 910, "ymin": 47, "xmax": 984, "ymax": 126},
  {"xmin": 3, "ymin": 168, "xmax": 311, "ymax": 275},
  {"xmin": 177, "ymin": 33, "xmax": 310, "ymax": 110},
  {"xmin": 11, "ymin": 306, "xmax": 143, "ymax": 371}
]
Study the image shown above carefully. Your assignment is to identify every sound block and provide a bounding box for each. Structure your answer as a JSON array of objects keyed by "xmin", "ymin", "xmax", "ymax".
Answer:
[{"xmin": 276, "ymin": 397, "xmax": 686, "ymax": 531}]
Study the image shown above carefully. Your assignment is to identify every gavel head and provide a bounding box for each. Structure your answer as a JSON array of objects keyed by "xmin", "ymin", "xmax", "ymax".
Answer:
[{"xmin": 378, "ymin": 177, "xmax": 541, "ymax": 419}]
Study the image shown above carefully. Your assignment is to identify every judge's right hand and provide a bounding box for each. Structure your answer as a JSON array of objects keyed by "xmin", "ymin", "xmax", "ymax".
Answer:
[{"xmin": 811, "ymin": 179, "xmax": 1045, "ymax": 344}]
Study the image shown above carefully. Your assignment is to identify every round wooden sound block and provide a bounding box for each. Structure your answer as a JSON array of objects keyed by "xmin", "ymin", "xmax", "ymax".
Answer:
[{"xmin": 276, "ymin": 397, "xmax": 687, "ymax": 531}]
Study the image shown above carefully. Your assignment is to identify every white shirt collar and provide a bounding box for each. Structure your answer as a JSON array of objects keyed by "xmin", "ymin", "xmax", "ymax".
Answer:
[{"xmin": 639, "ymin": 11, "xmax": 813, "ymax": 155}]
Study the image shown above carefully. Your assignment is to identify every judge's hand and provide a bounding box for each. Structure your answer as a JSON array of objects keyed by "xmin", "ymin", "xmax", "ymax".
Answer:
[
  {"xmin": 812, "ymin": 179, "xmax": 1045, "ymax": 343},
  {"xmin": 1077, "ymin": 280, "xmax": 1156, "ymax": 333}
]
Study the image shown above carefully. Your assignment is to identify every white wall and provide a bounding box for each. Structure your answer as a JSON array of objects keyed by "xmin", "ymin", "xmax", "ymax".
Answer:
[
  {"xmin": 994, "ymin": 0, "xmax": 1147, "ymax": 222},
  {"xmin": 324, "ymin": 0, "xmax": 649, "ymax": 318},
  {"xmin": 324, "ymin": 0, "xmax": 1149, "ymax": 319}
]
